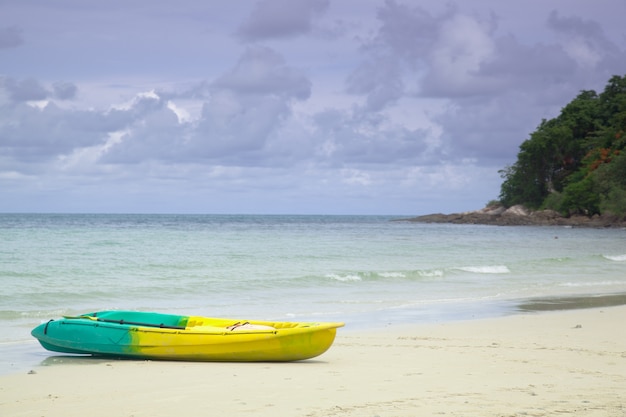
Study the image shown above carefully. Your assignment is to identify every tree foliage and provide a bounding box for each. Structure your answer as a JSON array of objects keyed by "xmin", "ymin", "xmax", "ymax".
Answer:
[{"xmin": 499, "ymin": 75, "xmax": 626, "ymax": 218}]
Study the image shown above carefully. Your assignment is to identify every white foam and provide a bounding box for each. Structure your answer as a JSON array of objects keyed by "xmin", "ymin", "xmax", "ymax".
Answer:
[
  {"xmin": 559, "ymin": 280, "xmax": 623, "ymax": 288},
  {"xmin": 418, "ymin": 269, "xmax": 444, "ymax": 278},
  {"xmin": 455, "ymin": 265, "xmax": 510, "ymax": 274},
  {"xmin": 326, "ymin": 273, "xmax": 362, "ymax": 282},
  {"xmin": 603, "ymin": 254, "xmax": 626, "ymax": 262},
  {"xmin": 379, "ymin": 272, "xmax": 406, "ymax": 278}
]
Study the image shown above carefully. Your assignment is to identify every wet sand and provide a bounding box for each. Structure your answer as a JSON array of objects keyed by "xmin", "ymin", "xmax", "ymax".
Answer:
[{"xmin": 517, "ymin": 292, "xmax": 626, "ymax": 312}]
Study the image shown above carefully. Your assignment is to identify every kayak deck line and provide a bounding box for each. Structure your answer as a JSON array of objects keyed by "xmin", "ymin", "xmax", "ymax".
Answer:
[{"xmin": 63, "ymin": 315, "xmax": 187, "ymax": 330}]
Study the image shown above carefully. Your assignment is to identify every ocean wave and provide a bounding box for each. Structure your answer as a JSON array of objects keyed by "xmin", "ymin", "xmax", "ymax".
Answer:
[
  {"xmin": 324, "ymin": 270, "xmax": 442, "ymax": 283},
  {"xmin": 603, "ymin": 254, "xmax": 626, "ymax": 261},
  {"xmin": 326, "ymin": 273, "xmax": 362, "ymax": 282},
  {"xmin": 378, "ymin": 272, "xmax": 406, "ymax": 278},
  {"xmin": 453, "ymin": 265, "xmax": 510, "ymax": 274},
  {"xmin": 417, "ymin": 269, "xmax": 444, "ymax": 278}
]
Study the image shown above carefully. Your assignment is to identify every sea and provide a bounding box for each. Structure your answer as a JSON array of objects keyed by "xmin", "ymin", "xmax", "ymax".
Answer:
[{"xmin": 1, "ymin": 213, "xmax": 625, "ymax": 374}]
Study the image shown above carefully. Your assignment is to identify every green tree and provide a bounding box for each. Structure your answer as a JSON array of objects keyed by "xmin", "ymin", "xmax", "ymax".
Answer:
[
  {"xmin": 594, "ymin": 150, "xmax": 626, "ymax": 217},
  {"xmin": 499, "ymin": 74, "xmax": 626, "ymax": 217},
  {"xmin": 560, "ymin": 177, "xmax": 600, "ymax": 215}
]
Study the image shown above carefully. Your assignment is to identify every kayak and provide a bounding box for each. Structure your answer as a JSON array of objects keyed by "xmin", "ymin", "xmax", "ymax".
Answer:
[{"xmin": 31, "ymin": 310, "xmax": 344, "ymax": 362}]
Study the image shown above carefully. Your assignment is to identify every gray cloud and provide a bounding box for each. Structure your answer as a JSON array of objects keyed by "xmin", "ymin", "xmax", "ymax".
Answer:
[
  {"xmin": 346, "ymin": 1, "xmax": 626, "ymax": 166},
  {"xmin": 237, "ymin": 0, "xmax": 329, "ymax": 41},
  {"xmin": 0, "ymin": 26, "xmax": 23, "ymax": 49},
  {"xmin": 102, "ymin": 104, "xmax": 185, "ymax": 164},
  {"xmin": 212, "ymin": 46, "xmax": 311, "ymax": 100},
  {"xmin": 346, "ymin": 55, "xmax": 404, "ymax": 111},
  {"xmin": 2, "ymin": 77, "xmax": 49, "ymax": 102},
  {"xmin": 52, "ymin": 82, "xmax": 78, "ymax": 100},
  {"xmin": 1, "ymin": 78, "xmax": 78, "ymax": 102},
  {"xmin": 0, "ymin": 80, "xmax": 152, "ymax": 164},
  {"xmin": 548, "ymin": 10, "xmax": 608, "ymax": 42},
  {"xmin": 547, "ymin": 10, "xmax": 624, "ymax": 70},
  {"xmin": 311, "ymin": 109, "xmax": 431, "ymax": 167},
  {"xmin": 0, "ymin": 102, "xmax": 111, "ymax": 162}
]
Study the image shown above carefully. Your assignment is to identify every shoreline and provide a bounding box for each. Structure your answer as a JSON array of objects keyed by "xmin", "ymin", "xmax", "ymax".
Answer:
[
  {"xmin": 2, "ymin": 304, "xmax": 624, "ymax": 416},
  {"xmin": 2, "ymin": 291, "xmax": 626, "ymax": 377}
]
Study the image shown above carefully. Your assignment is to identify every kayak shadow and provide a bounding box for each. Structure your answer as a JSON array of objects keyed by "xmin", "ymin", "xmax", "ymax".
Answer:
[
  {"xmin": 38, "ymin": 354, "xmax": 125, "ymax": 367},
  {"xmin": 38, "ymin": 355, "xmax": 331, "ymax": 367}
]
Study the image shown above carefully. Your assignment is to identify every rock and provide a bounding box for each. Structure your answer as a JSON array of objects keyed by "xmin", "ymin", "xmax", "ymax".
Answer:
[
  {"xmin": 400, "ymin": 206, "xmax": 626, "ymax": 228},
  {"xmin": 503, "ymin": 205, "xmax": 530, "ymax": 216}
]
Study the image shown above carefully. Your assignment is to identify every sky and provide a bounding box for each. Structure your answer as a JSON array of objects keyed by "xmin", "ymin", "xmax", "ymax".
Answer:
[{"xmin": 1, "ymin": 0, "xmax": 625, "ymax": 215}]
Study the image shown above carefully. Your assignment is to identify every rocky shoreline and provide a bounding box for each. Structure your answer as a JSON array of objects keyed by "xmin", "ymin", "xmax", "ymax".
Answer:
[{"xmin": 402, "ymin": 205, "xmax": 626, "ymax": 228}]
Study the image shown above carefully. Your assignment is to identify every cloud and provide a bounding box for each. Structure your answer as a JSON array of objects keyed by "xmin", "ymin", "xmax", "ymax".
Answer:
[
  {"xmin": 195, "ymin": 46, "xmax": 311, "ymax": 163},
  {"xmin": 212, "ymin": 46, "xmax": 311, "ymax": 100},
  {"xmin": 348, "ymin": 2, "xmax": 503, "ymax": 102},
  {"xmin": 373, "ymin": 0, "xmax": 448, "ymax": 60},
  {"xmin": 102, "ymin": 46, "xmax": 312, "ymax": 165},
  {"xmin": 92, "ymin": 93, "xmax": 183, "ymax": 164},
  {"xmin": 237, "ymin": 0, "xmax": 329, "ymax": 41},
  {"xmin": 0, "ymin": 26, "xmax": 23, "ymax": 49},
  {"xmin": 53, "ymin": 82, "xmax": 78, "ymax": 100},
  {"xmin": 344, "ymin": 1, "xmax": 626, "ymax": 166},
  {"xmin": 2, "ymin": 77, "xmax": 49, "ymax": 102},
  {"xmin": 346, "ymin": 54, "xmax": 404, "ymax": 111},
  {"xmin": 421, "ymin": 14, "xmax": 497, "ymax": 97},
  {"xmin": 1, "ymin": 44, "xmax": 316, "ymax": 171},
  {"xmin": 345, "ymin": 1, "xmax": 441, "ymax": 110},
  {"xmin": 1, "ymin": 77, "xmax": 79, "ymax": 103},
  {"xmin": 311, "ymin": 108, "xmax": 432, "ymax": 167},
  {"xmin": 435, "ymin": 93, "xmax": 548, "ymax": 162},
  {"xmin": 0, "ymin": 80, "xmax": 149, "ymax": 166},
  {"xmin": 547, "ymin": 10, "xmax": 621, "ymax": 69},
  {"xmin": 0, "ymin": 102, "xmax": 111, "ymax": 163},
  {"xmin": 351, "ymin": 1, "xmax": 625, "ymax": 103}
]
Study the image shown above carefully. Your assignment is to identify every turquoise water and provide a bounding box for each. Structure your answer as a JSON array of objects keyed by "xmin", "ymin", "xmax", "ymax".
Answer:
[{"xmin": 1, "ymin": 214, "xmax": 625, "ymax": 373}]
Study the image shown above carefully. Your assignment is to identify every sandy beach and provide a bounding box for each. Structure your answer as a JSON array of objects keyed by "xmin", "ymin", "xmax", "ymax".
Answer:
[{"xmin": 2, "ymin": 305, "xmax": 625, "ymax": 417}]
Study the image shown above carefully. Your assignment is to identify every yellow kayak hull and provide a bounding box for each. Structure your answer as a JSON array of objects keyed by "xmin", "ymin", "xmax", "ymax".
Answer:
[{"xmin": 31, "ymin": 311, "xmax": 344, "ymax": 362}]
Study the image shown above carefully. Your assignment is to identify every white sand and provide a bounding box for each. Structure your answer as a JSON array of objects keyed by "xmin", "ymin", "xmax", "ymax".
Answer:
[{"xmin": 2, "ymin": 306, "xmax": 625, "ymax": 416}]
